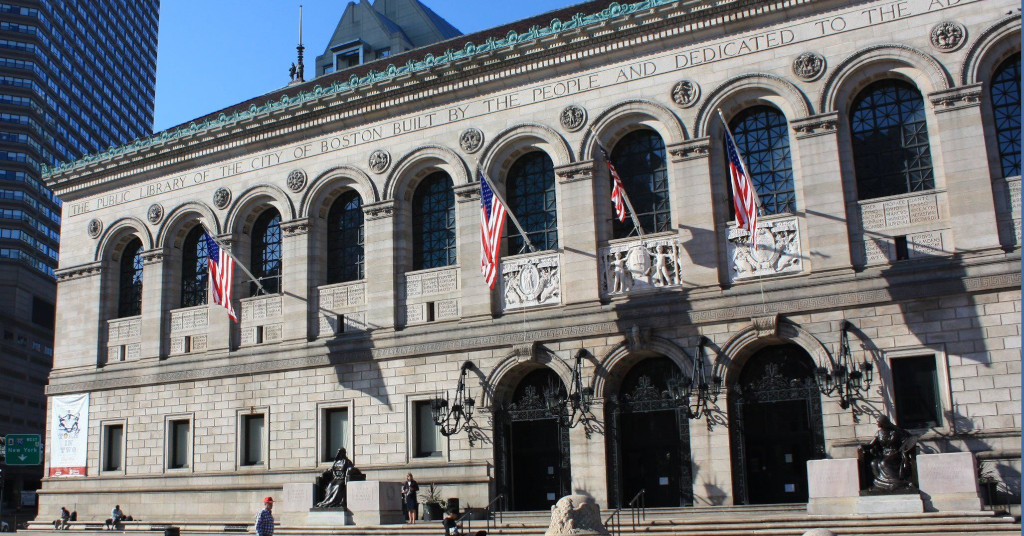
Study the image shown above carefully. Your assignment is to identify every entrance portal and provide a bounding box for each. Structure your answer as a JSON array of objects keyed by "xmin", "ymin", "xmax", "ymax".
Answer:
[
  {"xmin": 608, "ymin": 357, "xmax": 692, "ymax": 507},
  {"xmin": 496, "ymin": 368, "xmax": 571, "ymax": 510},
  {"xmin": 729, "ymin": 344, "xmax": 825, "ymax": 504}
]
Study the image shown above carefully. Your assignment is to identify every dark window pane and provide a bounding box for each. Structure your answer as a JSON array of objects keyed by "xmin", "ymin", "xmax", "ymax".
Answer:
[
  {"xmin": 412, "ymin": 172, "xmax": 456, "ymax": 270},
  {"xmin": 891, "ymin": 355, "xmax": 942, "ymax": 429},
  {"xmin": 170, "ymin": 420, "xmax": 189, "ymax": 469},
  {"xmin": 180, "ymin": 226, "xmax": 209, "ymax": 307},
  {"xmin": 250, "ymin": 209, "xmax": 282, "ymax": 295},
  {"xmin": 243, "ymin": 414, "xmax": 265, "ymax": 466},
  {"xmin": 507, "ymin": 152, "xmax": 558, "ymax": 253},
  {"xmin": 415, "ymin": 401, "xmax": 441, "ymax": 458},
  {"xmin": 104, "ymin": 424, "xmax": 123, "ymax": 471},
  {"xmin": 850, "ymin": 80, "xmax": 934, "ymax": 200},
  {"xmin": 729, "ymin": 106, "xmax": 796, "ymax": 215},
  {"xmin": 992, "ymin": 53, "xmax": 1021, "ymax": 178},
  {"xmin": 327, "ymin": 191, "xmax": 365, "ymax": 283},
  {"xmin": 118, "ymin": 238, "xmax": 143, "ymax": 317},
  {"xmin": 322, "ymin": 408, "xmax": 349, "ymax": 462},
  {"xmin": 611, "ymin": 130, "xmax": 671, "ymax": 238}
]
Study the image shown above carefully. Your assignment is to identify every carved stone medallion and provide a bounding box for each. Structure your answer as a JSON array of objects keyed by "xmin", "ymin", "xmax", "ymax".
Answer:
[
  {"xmin": 87, "ymin": 219, "xmax": 103, "ymax": 239},
  {"xmin": 286, "ymin": 169, "xmax": 307, "ymax": 192},
  {"xmin": 670, "ymin": 80, "xmax": 701, "ymax": 108},
  {"xmin": 368, "ymin": 150, "xmax": 391, "ymax": 174},
  {"xmin": 147, "ymin": 203, "xmax": 164, "ymax": 224},
  {"xmin": 212, "ymin": 187, "xmax": 232, "ymax": 209},
  {"xmin": 792, "ymin": 52, "xmax": 826, "ymax": 82},
  {"xmin": 459, "ymin": 128, "xmax": 484, "ymax": 153},
  {"xmin": 559, "ymin": 105, "xmax": 587, "ymax": 132},
  {"xmin": 930, "ymin": 21, "xmax": 966, "ymax": 52}
]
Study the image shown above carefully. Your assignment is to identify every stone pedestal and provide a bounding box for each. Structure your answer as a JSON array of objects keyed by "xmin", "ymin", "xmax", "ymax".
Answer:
[
  {"xmin": 306, "ymin": 507, "xmax": 354, "ymax": 526},
  {"xmin": 347, "ymin": 480, "xmax": 404, "ymax": 525},
  {"xmin": 856, "ymin": 492, "xmax": 924, "ymax": 514},
  {"xmin": 281, "ymin": 483, "xmax": 316, "ymax": 513},
  {"xmin": 807, "ymin": 458, "xmax": 859, "ymax": 515},
  {"xmin": 916, "ymin": 452, "xmax": 983, "ymax": 512}
]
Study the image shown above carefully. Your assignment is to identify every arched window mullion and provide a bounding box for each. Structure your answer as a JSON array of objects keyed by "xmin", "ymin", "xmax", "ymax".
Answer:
[
  {"xmin": 412, "ymin": 172, "xmax": 456, "ymax": 270},
  {"xmin": 611, "ymin": 129, "xmax": 671, "ymax": 239},
  {"xmin": 117, "ymin": 238, "xmax": 144, "ymax": 318},
  {"xmin": 327, "ymin": 191, "xmax": 365, "ymax": 283},
  {"xmin": 180, "ymin": 226, "xmax": 209, "ymax": 307},
  {"xmin": 991, "ymin": 52, "xmax": 1021, "ymax": 178},
  {"xmin": 251, "ymin": 209, "xmax": 282, "ymax": 296},
  {"xmin": 729, "ymin": 106, "xmax": 796, "ymax": 216},
  {"xmin": 507, "ymin": 152, "xmax": 558, "ymax": 253}
]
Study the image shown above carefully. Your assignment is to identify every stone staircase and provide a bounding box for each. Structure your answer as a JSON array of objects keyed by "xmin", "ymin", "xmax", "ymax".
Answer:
[{"xmin": 24, "ymin": 505, "xmax": 1021, "ymax": 536}]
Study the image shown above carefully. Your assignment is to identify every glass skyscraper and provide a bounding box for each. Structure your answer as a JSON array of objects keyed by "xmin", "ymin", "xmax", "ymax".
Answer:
[{"xmin": 0, "ymin": 0, "xmax": 158, "ymax": 516}]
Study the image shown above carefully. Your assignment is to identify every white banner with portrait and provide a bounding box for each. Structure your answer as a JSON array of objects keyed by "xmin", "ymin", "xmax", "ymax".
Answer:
[{"xmin": 49, "ymin": 393, "xmax": 89, "ymax": 477}]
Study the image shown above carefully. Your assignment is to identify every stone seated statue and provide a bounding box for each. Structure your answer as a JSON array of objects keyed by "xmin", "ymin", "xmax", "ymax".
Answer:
[
  {"xmin": 315, "ymin": 447, "xmax": 363, "ymax": 508},
  {"xmin": 858, "ymin": 416, "xmax": 918, "ymax": 493}
]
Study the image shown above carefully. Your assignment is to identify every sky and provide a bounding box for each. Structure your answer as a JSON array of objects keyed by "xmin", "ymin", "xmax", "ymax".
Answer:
[{"xmin": 152, "ymin": 0, "xmax": 584, "ymax": 132}]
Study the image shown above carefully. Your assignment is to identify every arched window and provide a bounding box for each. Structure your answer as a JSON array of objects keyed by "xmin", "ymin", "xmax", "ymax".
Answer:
[
  {"xmin": 991, "ymin": 52, "xmax": 1021, "ymax": 178},
  {"xmin": 507, "ymin": 152, "xmax": 558, "ymax": 253},
  {"xmin": 412, "ymin": 172, "xmax": 456, "ymax": 270},
  {"xmin": 850, "ymin": 80, "xmax": 934, "ymax": 200},
  {"xmin": 251, "ymin": 208, "xmax": 282, "ymax": 295},
  {"xmin": 180, "ymin": 226, "xmax": 209, "ymax": 307},
  {"xmin": 611, "ymin": 129, "xmax": 670, "ymax": 238},
  {"xmin": 117, "ymin": 238, "xmax": 144, "ymax": 318},
  {"xmin": 327, "ymin": 191, "xmax": 364, "ymax": 283},
  {"xmin": 729, "ymin": 106, "xmax": 795, "ymax": 215}
]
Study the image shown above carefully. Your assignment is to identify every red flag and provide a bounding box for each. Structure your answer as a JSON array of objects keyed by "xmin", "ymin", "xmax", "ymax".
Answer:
[
  {"xmin": 723, "ymin": 122, "xmax": 759, "ymax": 234},
  {"xmin": 205, "ymin": 233, "xmax": 238, "ymax": 322},
  {"xmin": 600, "ymin": 145, "xmax": 627, "ymax": 223},
  {"xmin": 479, "ymin": 174, "xmax": 507, "ymax": 289}
]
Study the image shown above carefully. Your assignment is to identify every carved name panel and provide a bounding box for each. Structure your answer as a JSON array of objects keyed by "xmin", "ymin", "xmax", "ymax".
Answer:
[
  {"xmin": 240, "ymin": 295, "xmax": 284, "ymax": 346},
  {"xmin": 316, "ymin": 281, "xmax": 368, "ymax": 337},
  {"xmin": 599, "ymin": 237, "xmax": 682, "ymax": 296},
  {"xmin": 501, "ymin": 253, "xmax": 561, "ymax": 311},
  {"xmin": 863, "ymin": 237, "xmax": 892, "ymax": 264},
  {"xmin": 169, "ymin": 306, "xmax": 209, "ymax": 335},
  {"xmin": 241, "ymin": 295, "xmax": 283, "ymax": 322},
  {"xmin": 726, "ymin": 216, "xmax": 803, "ymax": 282},
  {"xmin": 107, "ymin": 317, "xmax": 141, "ymax": 341},
  {"xmin": 909, "ymin": 231, "xmax": 945, "ymax": 258},
  {"xmin": 859, "ymin": 193, "xmax": 941, "ymax": 231},
  {"xmin": 404, "ymin": 267, "xmax": 458, "ymax": 298}
]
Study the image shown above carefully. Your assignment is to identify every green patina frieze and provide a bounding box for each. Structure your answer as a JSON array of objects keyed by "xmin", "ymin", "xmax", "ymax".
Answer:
[{"xmin": 42, "ymin": 0, "xmax": 680, "ymax": 178}]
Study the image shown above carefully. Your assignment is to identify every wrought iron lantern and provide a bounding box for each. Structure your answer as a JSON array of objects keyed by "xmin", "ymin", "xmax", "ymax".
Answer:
[
  {"xmin": 430, "ymin": 361, "xmax": 476, "ymax": 436},
  {"xmin": 815, "ymin": 321, "xmax": 873, "ymax": 409},
  {"xmin": 543, "ymin": 350, "xmax": 594, "ymax": 427},
  {"xmin": 666, "ymin": 336, "xmax": 722, "ymax": 420}
]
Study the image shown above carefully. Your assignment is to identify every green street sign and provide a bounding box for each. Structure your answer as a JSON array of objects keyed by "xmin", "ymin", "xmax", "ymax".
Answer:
[{"xmin": 3, "ymin": 434, "xmax": 42, "ymax": 465}]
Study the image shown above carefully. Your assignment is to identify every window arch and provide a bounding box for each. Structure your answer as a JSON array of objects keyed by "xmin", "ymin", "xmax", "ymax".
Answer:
[
  {"xmin": 327, "ymin": 191, "xmax": 364, "ymax": 283},
  {"xmin": 507, "ymin": 152, "xmax": 558, "ymax": 253},
  {"xmin": 251, "ymin": 208, "xmax": 282, "ymax": 295},
  {"xmin": 180, "ymin": 226, "xmax": 209, "ymax": 307},
  {"xmin": 412, "ymin": 172, "xmax": 456, "ymax": 270},
  {"xmin": 117, "ymin": 238, "xmax": 144, "ymax": 318},
  {"xmin": 850, "ymin": 80, "xmax": 934, "ymax": 200},
  {"xmin": 611, "ymin": 129, "xmax": 670, "ymax": 238},
  {"xmin": 991, "ymin": 52, "xmax": 1021, "ymax": 178},
  {"xmin": 729, "ymin": 106, "xmax": 795, "ymax": 215}
]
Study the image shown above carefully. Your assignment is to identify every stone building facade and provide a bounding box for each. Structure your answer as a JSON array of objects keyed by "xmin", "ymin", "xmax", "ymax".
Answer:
[{"xmin": 39, "ymin": 0, "xmax": 1020, "ymax": 522}]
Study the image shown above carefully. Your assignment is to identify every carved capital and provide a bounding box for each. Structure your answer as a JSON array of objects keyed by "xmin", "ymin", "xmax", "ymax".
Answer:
[
  {"xmin": 55, "ymin": 261, "xmax": 104, "ymax": 282},
  {"xmin": 281, "ymin": 218, "xmax": 311, "ymax": 237},
  {"xmin": 668, "ymin": 138, "xmax": 710, "ymax": 162},
  {"xmin": 364, "ymin": 200, "xmax": 395, "ymax": 221},
  {"xmin": 626, "ymin": 325, "xmax": 652, "ymax": 352},
  {"xmin": 141, "ymin": 249, "xmax": 165, "ymax": 265},
  {"xmin": 555, "ymin": 161, "xmax": 595, "ymax": 183},
  {"xmin": 792, "ymin": 112, "xmax": 839, "ymax": 139},
  {"xmin": 454, "ymin": 183, "xmax": 481, "ymax": 203},
  {"xmin": 512, "ymin": 341, "xmax": 536, "ymax": 360},
  {"xmin": 929, "ymin": 84, "xmax": 983, "ymax": 113},
  {"xmin": 750, "ymin": 313, "xmax": 779, "ymax": 337}
]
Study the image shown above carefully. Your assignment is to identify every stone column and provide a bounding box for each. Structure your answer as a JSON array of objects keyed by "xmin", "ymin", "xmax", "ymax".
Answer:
[
  {"xmin": 667, "ymin": 139, "xmax": 720, "ymax": 287},
  {"xmin": 571, "ymin": 398, "xmax": 608, "ymax": 507},
  {"xmin": 455, "ymin": 183, "xmax": 490, "ymax": 319},
  {"xmin": 928, "ymin": 86, "xmax": 1001, "ymax": 254},
  {"xmin": 53, "ymin": 262, "xmax": 105, "ymax": 369},
  {"xmin": 791, "ymin": 113, "xmax": 854, "ymax": 273},
  {"xmin": 281, "ymin": 218, "xmax": 312, "ymax": 341},
  {"xmin": 555, "ymin": 161, "xmax": 599, "ymax": 305},
  {"xmin": 363, "ymin": 201, "xmax": 397, "ymax": 330},
  {"xmin": 140, "ymin": 248, "xmax": 168, "ymax": 359}
]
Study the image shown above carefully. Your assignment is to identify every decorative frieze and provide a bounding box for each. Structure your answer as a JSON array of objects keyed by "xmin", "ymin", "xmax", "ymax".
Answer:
[
  {"xmin": 726, "ymin": 216, "xmax": 803, "ymax": 282},
  {"xmin": 599, "ymin": 237, "xmax": 682, "ymax": 296},
  {"xmin": 501, "ymin": 252, "xmax": 561, "ymax": 311},
  {"xmin": 858, "ymin": 193, "xmax": 941, "ymax": 231}
]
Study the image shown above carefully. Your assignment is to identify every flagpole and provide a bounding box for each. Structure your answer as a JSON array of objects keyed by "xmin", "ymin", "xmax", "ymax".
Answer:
[
  {"xmin": 718, "ymin": 109, "xmax": 765, "ymax": 216},
  {"xmin": 477, "ymin": 167, "xmax": 537, "ymax": 253},
  {"xmin": 590, "ymin": 128, "xmax": 645, "ymax": 238},
  {"xmin": 198, "ymin": 220, "xmax": 267, "ymax": 295}
]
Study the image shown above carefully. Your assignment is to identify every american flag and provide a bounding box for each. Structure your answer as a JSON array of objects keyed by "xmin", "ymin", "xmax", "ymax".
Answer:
[
  {"xmin": 600, "ymin": 145, "xmax": 627, "ymax": 223},
  {"xmin": 479, "ymin": 174, "xmax": 507, "ymax": 290},
  {"xmin": 204, "ymin": 233, "xmax": 238, "ymax": 322},
  {"xmin": 723, "ymin": 122, "xmax": 760, "ymax": 235}
]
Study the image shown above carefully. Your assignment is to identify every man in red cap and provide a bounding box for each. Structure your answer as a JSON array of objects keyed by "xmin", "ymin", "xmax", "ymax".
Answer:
[{"xmin": 255, "ymin": 497, "xmax": 274, "ymax": 536}]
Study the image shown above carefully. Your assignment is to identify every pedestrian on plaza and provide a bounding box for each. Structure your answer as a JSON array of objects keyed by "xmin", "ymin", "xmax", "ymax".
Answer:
[
  {"xmin": 111, "ymin": 505, "xmax": 124, "ymax": 528},
  {"xmin": 402, "ymin": 473, "xmax": 420, "ymax": 524},
  {"xmin": 255, "ymin": 497, "xmax": 274, "ymax": 536},
  {"xmin": 59, "ymin": 506, "xmax": 70, "ymax": 530}
]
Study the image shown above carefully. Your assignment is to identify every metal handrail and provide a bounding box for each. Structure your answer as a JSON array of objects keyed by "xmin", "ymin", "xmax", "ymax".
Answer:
[
  {"xmin": 603, "ymin": 489, "xmax": 646, "ymax": 536},
  {"xmin": 481, "ymin": 493, "xmax": 506, "ymax": 531}
]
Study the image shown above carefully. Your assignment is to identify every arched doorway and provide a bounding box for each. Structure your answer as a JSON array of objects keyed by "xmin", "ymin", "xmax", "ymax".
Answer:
[
  {"xmin": 607, "ymin": 357, "xmax": 693, "ymax": 507},
  {"xmin": 495, "ymin": 368, "xmax": 571, "ymax": 510},
  {"xmin": 729, "ymin": 344, "xmax": 825, "ymax": 504}
]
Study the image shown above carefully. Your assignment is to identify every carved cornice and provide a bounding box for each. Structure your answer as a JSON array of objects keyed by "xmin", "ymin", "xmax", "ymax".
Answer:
[
  {"xmin": 792, "ymin": 112, "xmax": 839, "ymax": 139},
  {"xmin": 364, "ymin": 200, "xmax": 395, "ymax": 221},
  {"xmin": 280, "ymin": 218, "xmax": 311, "ymax": 237},
  {"xmin": 668, "ymin": 138, "xmax": 710, "ymax": 162},
  {"xmin": 929, "ymin": 84, "xmax": 983, "ymax": 113},
  {"xmin": 55, "ymin": 261, "xmax": 104, "ymax": 282},
  {"xmin": 555, "ymin": 161, "xmax": 595, "ymax": 184},
  {"xmin": 454, "ymin": 183, "xmax": 481, "ymax": 203}
]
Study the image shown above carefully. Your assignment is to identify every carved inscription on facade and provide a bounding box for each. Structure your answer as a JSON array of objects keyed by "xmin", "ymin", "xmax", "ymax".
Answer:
[
  {"xmin": 169, "ymin": 306, "xmax": 210, "ymax": 355},
  {"xmin": 501, "ymin": 253, "xmax": 561, "ymax": 310},
  {"xmin": 599, "ymin": 237, "xmax": 682, "ymax": 296},
  {"xmin": 859, "ymin": 193, "xmax": 941, "ymax": 231},
  {"xmin": 316, "ymin": 281, "xmax": 367, "ymax": 337},
  {"xmin": 404, "ymin": 267, "xmax": 459, "ymax": 298},
  {"xmin": 726, "ymin": 217, "xmax": 803, "ymax": 281},
  {"xmin": 909, "ymin": 231, "xmax": 944, "ymax": 258},
  {"xmin": 863, "ymin": 237, "xmax": 892, "ymax": 264},
  {"xmin": 240, "ymin": 295, "xmax": 283, "ymax": 346}
]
